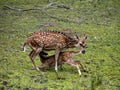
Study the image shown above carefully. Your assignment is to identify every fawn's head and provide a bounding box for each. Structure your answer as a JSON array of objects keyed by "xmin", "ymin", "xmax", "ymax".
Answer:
[
  {"xmin": 74, "ymin": 35, "xmax": 87, "ymax": 54},
  {"xmin": 39, "ymin": 51, "xmax": 48, "ymax": 58}
]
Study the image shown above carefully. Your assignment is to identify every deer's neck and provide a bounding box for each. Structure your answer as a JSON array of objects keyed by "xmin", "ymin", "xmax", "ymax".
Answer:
[{"xmin": 67, "ymin": 38, "xmax": 78, "ymax": 47}]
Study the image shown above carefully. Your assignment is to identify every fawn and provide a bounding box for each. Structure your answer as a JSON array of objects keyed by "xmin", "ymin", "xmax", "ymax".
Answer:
[{"xmin": 38, "ymin": 49, "xmax": 86, "ymax": 76}]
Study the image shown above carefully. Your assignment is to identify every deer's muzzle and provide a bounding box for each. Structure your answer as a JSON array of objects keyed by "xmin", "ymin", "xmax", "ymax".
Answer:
[{"xmin": 81, "ymin": 50, "xmax": 85, "ymax": 54}]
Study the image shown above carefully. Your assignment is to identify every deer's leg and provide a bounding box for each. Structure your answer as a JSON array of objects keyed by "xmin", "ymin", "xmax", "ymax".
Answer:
[
  {"xmin": 29, "ymin": 50, "xmax": 35, "ymax": 58},
  {"xmin": 29, "ymin": 48, "xmax": 42, "ymax": 70},
  {"xmin": 34, "ymin": 48, "xmax": 43, "ymax": 70},
  {"xmin": 29, "ymin": 50, "xmax": 37, "ymax": 70},
  {"xmin": 66, "ymin": 61, "xmax": 81, "ymax": 76},
  {"xmin": 55, "ymin": 49, "xmax": 60, "ymax": 72}
]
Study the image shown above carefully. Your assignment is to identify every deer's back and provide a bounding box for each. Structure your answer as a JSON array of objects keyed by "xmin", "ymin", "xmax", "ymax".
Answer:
[{"xmin": 27, "ymin": 30, "xmax": 68, "ymax": 49}]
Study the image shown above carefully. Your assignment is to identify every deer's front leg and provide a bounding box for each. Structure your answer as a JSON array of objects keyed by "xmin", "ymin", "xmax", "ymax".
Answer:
[{"xmin": 55, "ymin": 49, "xmax": 60, "ymax": 72}]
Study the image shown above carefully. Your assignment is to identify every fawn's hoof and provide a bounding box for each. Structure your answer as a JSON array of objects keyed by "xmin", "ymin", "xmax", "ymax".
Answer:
[
  {"xmin": 83, "ymin": 68, "xmax": 87, "ymax": 72},
  {"xmin": 83, "ymin": 69, "xmax": 87, "ymax": 72},
  {"xmin": 83, "ymin": 69, "xmax": 89, "ymax": 73}
]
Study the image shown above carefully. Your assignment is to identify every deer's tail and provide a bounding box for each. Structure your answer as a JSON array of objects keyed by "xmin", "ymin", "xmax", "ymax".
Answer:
[{"xmin": 22, "ymin": 41, "xmax": 27, "ymax": 52}]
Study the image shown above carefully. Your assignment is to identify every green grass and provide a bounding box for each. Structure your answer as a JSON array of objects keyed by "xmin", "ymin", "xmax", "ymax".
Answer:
[{"xmin": 0, "ymin": 0, "xmax": 120, "ymax": 90}]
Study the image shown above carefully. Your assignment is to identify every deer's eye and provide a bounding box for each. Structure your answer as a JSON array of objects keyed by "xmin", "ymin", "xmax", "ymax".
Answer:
[
  {"xmin": 80, "ymin": 44, "xmax": 83, "ymax": 46},
  {"xmin": 80, "ymin": 44, "xmax": 85, "ymax": 48}
]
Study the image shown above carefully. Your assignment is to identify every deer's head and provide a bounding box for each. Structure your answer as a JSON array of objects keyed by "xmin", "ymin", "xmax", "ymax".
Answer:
[{"xmin": 74, "ymin": 35, "xmax": 87, "ymax": 54}]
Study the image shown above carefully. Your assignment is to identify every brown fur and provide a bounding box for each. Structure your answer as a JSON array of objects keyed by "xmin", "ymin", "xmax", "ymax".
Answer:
[
  {"xmin": 38, "ymin": 50, "xmax": 86, "ymax": 76},
  {"xmin": 23, "ymin": 30, "xmax": 87, "ymax": 71}
]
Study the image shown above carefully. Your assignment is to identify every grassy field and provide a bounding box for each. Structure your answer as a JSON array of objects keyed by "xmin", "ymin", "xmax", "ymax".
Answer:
[{"xmin": 0, "ymin": 0, "xmax": 120, "ymax": 90}]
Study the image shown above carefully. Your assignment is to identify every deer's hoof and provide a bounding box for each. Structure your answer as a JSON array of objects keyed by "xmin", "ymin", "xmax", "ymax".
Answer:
[
  {"xmin": 79, "ymin": 73, "xmax": 82, "ymax": 77},
  {"xmin": 55, "ymin": 67, "xmax": 58, "ymax": 72},
  {"xmin": 79, "ymin": 74, "xmax": 82, "ymax": 77}
]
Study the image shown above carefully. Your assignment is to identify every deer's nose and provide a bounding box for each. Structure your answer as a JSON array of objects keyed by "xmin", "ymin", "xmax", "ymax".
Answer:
[{"xmin": 82, "ymin": 50, "xmax": 85, "ymax": 54}]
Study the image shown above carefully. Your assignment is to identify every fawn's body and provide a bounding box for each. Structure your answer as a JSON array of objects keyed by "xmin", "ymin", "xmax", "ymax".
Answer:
[{"xmin": 38, "ymin": 50, "xmax": 86, "ymax": 76}]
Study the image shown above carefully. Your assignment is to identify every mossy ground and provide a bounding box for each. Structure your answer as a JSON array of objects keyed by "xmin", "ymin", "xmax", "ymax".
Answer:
[{"xmin": 0, "ymin": 0, "xmax": 120, "ymax": 90}]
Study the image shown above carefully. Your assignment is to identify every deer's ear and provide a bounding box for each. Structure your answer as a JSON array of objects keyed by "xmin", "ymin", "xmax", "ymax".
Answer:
[
  {"xmin": 74, "ymin": 35, "xmax": 79, "ymax": 40},
  {"xmin": 84, "ymin": 34, "xmax": 87, "ymax": 40}
]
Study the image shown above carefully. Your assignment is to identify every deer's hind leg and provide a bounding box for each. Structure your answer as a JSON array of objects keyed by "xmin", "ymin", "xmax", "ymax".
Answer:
[
  {"xmin": 29, "ymin": 50, "xmax": 38, "ymax": 70},
  {"xmin": 29, "ymin": 48, "xmax": 42, "ymax": 70}
]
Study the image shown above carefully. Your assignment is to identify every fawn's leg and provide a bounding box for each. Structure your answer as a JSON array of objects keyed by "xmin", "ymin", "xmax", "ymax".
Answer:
[
  {"xmin": 79, "ymin": 60, "xmax": 86, "ymax": 72},
  {"xmin": 75, "ymin": 60, "xmax": 86, "ymax": 72},
  {"xmin": 66, "ymin": 61, "xmax": 81, "ymax": 76},
  {"xmin": 38, "ymin": 64, "xmax": 50, "ymax": 69}
]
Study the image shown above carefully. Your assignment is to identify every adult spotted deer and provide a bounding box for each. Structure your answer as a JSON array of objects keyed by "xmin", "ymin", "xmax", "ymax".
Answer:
[
  {"xmin": 23, "ymin": 30, "xmax": 87, "ymax": 72},
  {"xmin": 38, "ymin": 49, "xmax": 86, "ymax": 76}
]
